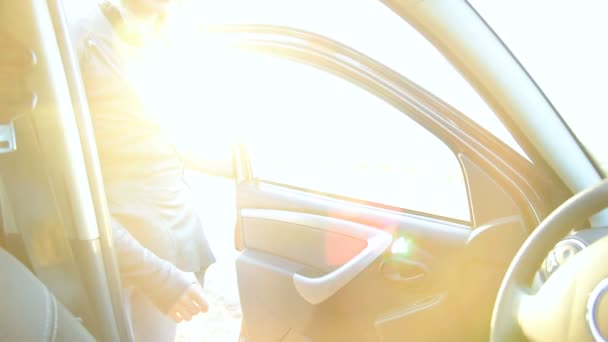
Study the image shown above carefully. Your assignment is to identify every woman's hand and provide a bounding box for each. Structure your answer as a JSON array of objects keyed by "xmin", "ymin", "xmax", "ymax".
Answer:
[{"xmin": 166, "ymin": 282, "xmax": 209, "ymax": 322}]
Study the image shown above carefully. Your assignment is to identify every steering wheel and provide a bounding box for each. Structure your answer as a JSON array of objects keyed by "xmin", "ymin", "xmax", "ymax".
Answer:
[{"xmin": 491, "ymin": 179, "xmax": 608, "ymax": 341}]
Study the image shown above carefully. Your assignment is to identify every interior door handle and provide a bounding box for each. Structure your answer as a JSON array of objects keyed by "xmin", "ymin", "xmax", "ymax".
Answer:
[
  {"xmin": 293, "ymin": 232, "xmax": 392, "ymax": 305},
  {"xmin": 379, "ymin": 256, "xmax": 429, "ymax": 283},
  {"xmin": 240, "ymin": 209, "xmax": 393, "ymax": 306}
]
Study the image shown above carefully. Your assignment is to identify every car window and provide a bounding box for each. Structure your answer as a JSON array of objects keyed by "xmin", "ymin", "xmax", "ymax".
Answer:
[
  {"xmin": 470, "ymin": 0, "xmax": 608, "ymax": 172},
  {"xmin": 63, "ymin": 0, "xmax": 529, "ymax": 159},
  {"xmin": 183, "ymin": 0, "xmax": 528, "ymax": 160},
  {"xmin": 207, "ymin": 53, "xmax": 470, "ymax": 222}
]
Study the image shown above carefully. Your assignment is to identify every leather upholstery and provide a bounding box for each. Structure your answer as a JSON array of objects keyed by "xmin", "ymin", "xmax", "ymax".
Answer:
[{"xmin": 0, "ymin": 248, "xmax": 95, "ymax": 341}]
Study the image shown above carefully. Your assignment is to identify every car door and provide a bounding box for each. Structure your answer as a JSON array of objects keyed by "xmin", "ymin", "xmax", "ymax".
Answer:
[{"xmin": 196, "ymin": 25, "xmax": 568, "ymax": 342}]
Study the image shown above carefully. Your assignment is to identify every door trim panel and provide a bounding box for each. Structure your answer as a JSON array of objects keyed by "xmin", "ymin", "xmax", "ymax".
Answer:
[{"xmin": 241, "ymin": 209, "xmax": 393, "ymax": 304}]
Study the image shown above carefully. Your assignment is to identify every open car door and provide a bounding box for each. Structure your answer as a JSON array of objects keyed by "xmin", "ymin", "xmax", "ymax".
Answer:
[{"xmin": 198, "ymin": 25, "xmax": 567, "ymax": 341}]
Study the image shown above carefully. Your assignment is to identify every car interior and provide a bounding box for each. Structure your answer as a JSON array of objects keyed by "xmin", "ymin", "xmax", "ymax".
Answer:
[{"xmin": 1, "ymin": 0, "xmax": 607, "ymax": 341}]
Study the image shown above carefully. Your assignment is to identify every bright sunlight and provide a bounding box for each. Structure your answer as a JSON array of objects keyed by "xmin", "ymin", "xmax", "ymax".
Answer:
[{"xmin": 61, "ymin": 1, "xmax": 608, "ymax": 341}]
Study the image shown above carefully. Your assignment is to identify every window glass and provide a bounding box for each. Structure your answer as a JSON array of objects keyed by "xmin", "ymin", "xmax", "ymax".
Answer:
[
  {"xmin": 184, "ymin": 0, "xmax": 527, "ymax": 159},
  {"xmin": 209, "ymin": 53, "xmax": 470, "ymax": 222}
]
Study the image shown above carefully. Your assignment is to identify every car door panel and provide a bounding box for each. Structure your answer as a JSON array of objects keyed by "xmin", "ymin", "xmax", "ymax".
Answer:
[
  {"xmin": 374, "ymin": 292, "xmax": 448, "ymax": 342},
  {"xmin": 242, "ymin": 209, "xmax": 392, "ymax": 305},
  {"xmin": 241, "ymin": 210, "xmax": 371, "ymax": 275},
  {"xmin": 215, "ymin": 25, "xmax": 551, "ymax": 341},
  {"xmin": 236, "ymin": 182, "xmax": 471, "ymax": 341}
]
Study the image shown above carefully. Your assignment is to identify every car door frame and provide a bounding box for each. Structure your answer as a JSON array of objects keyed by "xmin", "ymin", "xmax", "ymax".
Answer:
[
  {"xmin": 206, "ymin": 24, "xmax": 569, "ymax": 228},
  {"xmin": 199, "ymin": 24, "xmax": 571, "ymax": 341}
]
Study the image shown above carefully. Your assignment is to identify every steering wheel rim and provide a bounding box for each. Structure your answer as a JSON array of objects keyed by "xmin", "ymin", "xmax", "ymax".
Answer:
[{"xmin": 491, "ymin": 179, "xmax": 608, "ymax": 341}]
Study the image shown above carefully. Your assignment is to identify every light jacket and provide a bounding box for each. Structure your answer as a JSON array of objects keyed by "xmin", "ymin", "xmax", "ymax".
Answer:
[{"xmin": 74, "ymin": 4, "xmax": 215, "ymax": 312}]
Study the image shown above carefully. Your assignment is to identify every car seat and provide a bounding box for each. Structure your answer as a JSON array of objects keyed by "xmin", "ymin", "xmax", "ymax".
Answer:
[{"xmin": 0, "ymin": 248, "xmax": 95, "ymax": 341}]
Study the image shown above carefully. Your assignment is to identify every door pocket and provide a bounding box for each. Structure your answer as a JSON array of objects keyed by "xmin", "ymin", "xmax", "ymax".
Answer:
[{"xmin": 374, "ymin": 293, "xmax": 450, "ymax": 342}]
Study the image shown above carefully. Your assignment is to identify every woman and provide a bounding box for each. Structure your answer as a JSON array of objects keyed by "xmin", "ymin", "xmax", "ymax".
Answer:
[{"xmin": 77, "ymin": 1, "xmax": 216, "ymax": 340}]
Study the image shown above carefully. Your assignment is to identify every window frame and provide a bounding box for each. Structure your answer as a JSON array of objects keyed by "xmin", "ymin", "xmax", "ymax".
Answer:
[
  {"xmin": 216, "ymin": 24, "xmax": 545, "ymax": 229},
  {"xmin": 224, "ymin": 47, "xmax": 474, "ymax": 225},
  {"xmin": 256, "ymin": 178, "xmax": 472, "ymax": 226}
]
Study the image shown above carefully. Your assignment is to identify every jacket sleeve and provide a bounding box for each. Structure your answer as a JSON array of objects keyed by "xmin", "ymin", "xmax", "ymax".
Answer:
[
  {"xmin": 111, "ymin": 217, "xmax": 193, "ymax": 313},
  {"xmin": 76, "ymin": 25, "xmax": 195, "ymax": 312}
]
